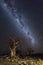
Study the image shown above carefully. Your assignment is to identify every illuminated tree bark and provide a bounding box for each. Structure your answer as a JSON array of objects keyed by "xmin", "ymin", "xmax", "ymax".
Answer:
[{"xmin": 9, "ymin": 37, "xmax": 20, "ymax": 57}]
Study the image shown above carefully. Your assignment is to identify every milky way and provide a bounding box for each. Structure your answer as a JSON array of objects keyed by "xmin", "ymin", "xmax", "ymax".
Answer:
[
  {"xmin": 2, "ymin": 0, "xmax": 35, "ymax": 45},
  {"xmin": 1, "ymin": 0, "xmax": 43, "ymax": 53}
]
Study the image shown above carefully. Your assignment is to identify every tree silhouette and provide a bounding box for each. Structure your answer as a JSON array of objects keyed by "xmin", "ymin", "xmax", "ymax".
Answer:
[
  {"xmin": 9, "ymin": 37, "xmax": 20, "ymax": 57},
  {"xmin": 27, "ymin": 48, "xmax": 34, "ymax": 55}
]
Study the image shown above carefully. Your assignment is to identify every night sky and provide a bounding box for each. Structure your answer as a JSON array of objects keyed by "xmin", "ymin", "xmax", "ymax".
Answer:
[{"xmin": 0, "ymin": 0, "xmax": 43, "ymax": 54}]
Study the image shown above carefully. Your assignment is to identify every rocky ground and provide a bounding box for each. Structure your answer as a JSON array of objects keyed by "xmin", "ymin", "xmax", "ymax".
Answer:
[{"xmin": 0, "ymin": 56, "xmax": 43, "ymax": 65}]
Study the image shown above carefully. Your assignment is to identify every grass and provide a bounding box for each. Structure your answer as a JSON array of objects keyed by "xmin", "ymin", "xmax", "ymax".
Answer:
[{"xmin": 0, "ymin": 56, "xmax": 43, "ymax": 65}]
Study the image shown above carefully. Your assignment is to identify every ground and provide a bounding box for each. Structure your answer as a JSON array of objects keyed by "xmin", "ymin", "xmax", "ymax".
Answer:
[{"xmin": 0, "ymin": 56, "xmax": 43, "ymax": 65}]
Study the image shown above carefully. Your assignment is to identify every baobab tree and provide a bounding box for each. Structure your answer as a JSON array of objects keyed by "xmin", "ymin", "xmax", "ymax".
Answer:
[{"xmin": 9, "ymin": 37, "xmax": 21, "ymax": 57}]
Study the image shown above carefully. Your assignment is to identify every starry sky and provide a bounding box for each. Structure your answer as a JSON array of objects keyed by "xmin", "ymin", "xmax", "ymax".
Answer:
[{"xmin": 0, "ymin": 0, "xmax": 43, "ymax": 54}]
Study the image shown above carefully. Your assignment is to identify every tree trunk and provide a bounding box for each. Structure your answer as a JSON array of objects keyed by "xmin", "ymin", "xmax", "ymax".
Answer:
[{"xmin": 11, "ymin": 48, "xmax": 16, "ymax": 57}]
